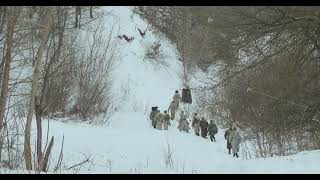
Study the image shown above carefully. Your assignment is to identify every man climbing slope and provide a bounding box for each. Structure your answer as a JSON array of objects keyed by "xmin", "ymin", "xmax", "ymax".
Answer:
[
  {"xmin": 168, "ymin": 101, "xmax": 178, "ymax": 120},
  {"xmin": 172, "ymin": 90, "xmax": 181, "ymax": 109}
]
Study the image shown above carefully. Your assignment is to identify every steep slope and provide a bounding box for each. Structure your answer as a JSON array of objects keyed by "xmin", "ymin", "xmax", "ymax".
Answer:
[
  {"xmin": 108, "ymin": 6, "xmax": 182, "ymax": 114},
  {"xmin": 2, "ymin": 6, "xmax": 320, "ymax": 174}
]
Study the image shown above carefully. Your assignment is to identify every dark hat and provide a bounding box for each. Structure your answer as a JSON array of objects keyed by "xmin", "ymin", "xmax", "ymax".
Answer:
[{"xmin": 175, "ymin": 90, "xmax": 178, "ymax": 93}]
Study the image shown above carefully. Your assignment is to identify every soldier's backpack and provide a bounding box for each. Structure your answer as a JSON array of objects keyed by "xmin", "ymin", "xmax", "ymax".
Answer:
[
  {"xmin": 212, "ymin": 124, "xmax": 218, "ymax": 134},
  {"xmin": 150, "ymin": 111, "xmax": 156, "ymax": 120},
  {"xmin": 200, "ymin": 120, "xmax": 208, "ymax": 128},
  {"xmin": 182, "ymin": 88, "xmax": 192, "ymax": 104},
  {"xmin": 192, "ymin": 116, "xmax": 200, "ymax": 126},
  {"xmin": 152, "ymin": 106, "xmax": 158, "ymax": 111},
  {"xmin": 164, "ymin": 114, "xmax": 170, "ymax": 121}
]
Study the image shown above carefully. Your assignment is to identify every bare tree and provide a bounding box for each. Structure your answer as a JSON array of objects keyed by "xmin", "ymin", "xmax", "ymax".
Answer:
[
  {"xmin": 70, "ymin": 17, "xmax": 117, "ymax": 122},
  {"xmin": 144, "ymin": 40, "xmax": 169, "ymax": 68},
  {"xmin": 24, "ymin": 6, "xmax": 53, "ymax": 171},
  {"xmin": 90, "ymin": 6, "xmax": 93, "ymax": 19},
  {"xmin": 0, "ymin": 6, "xmax": 20, "ymax": 162},
  {"xmin": 75, "ymin": 6, "xmax": 81, "ymax": 28}
]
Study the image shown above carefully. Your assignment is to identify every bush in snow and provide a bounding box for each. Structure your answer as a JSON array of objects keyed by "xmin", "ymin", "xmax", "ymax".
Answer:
[{"xmin": 144, "ymin": 40, "xmax": 169, "ymax": 69}]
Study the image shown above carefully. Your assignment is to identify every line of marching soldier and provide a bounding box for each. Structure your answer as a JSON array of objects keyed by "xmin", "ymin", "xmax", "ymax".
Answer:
[{"xmin": 149, "ymin": 90, "xmax": 241, "ymax": 158}]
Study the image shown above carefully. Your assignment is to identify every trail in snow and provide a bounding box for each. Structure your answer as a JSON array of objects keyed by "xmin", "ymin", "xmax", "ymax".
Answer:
[{"xmin": 30, "ymin": 116, "xmax": 320, "ymax": 174}]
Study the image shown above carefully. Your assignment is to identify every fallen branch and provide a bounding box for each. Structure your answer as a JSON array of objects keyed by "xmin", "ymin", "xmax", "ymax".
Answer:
[{"xmin": 66, "ymin": 155, "xmax": 91, "ymax": 170}]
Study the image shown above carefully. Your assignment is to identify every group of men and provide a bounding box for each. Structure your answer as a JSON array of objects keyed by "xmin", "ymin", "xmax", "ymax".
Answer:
[
  {"xmin": 149, "ymin": 90, "xmax": 241, "ymax": 158},
  {"xmin": 149, "ymin": 90, "xmax": 181, "ymax": 130},
  {"xmin": 190, "ymin": 112, "xmax": 219, "ymax": 142},
  {"xmin": 149, "ymin": 90, "xmax": 219, "ymax": 142},
  {"xmin": 150, "ymin": 109, "xmax": 171, "ymax": 130}
]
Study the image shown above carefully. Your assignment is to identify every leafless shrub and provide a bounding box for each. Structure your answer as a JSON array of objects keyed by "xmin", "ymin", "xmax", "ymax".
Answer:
[
  {"xmin": 132, "ymin": 99, "xmax": 144, "ymax": 112},
  {"xmin": 70, "ymin": 17, "xmax": 117, "ymax": 122},
  {"xmin": 144, "ymin": 40, "xmax": 169, "ymax": 69},
  {"xmin": 0, "ymin": 101, "xmax": 25, "ymax": 169},
  {"xmin": 162, "ymin": 139, "xmax": 174, "ymax": 169}
]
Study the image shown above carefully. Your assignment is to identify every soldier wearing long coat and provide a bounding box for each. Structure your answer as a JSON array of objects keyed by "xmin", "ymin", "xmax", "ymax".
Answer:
[
  {"xmin": 199, "ymin": 117, "xmax": 209, "ymax": 138},
  {"xmin": 150, "ymin": 110, "xmax": 157, "ymax": 128},
  {"xmin": 155, "ymin": 111, "xmax": 163, "ymax": 130},
  {"xmin": 229, "ymin": 127, "xmax": 241, "ymax": 158},
  {"xmin": 208, "ymin": 120, "xmax": 218, "ymax": 142},
  {"xmin": 162, "ymin": 111, "xmax": 171, "ymax": 130},
  {"xmin": 178, "ymin": 111, "xmax": 190, "ymax": 132},
  {"xmin": 168, "ymin": 101, "xmax": 178, "ymax": 120},
  {"xmin": 192, "ymin": 113, "xmax": 200, "ymax": 136},
  {"xmin": 172, "ymin": 90, "xmax": 181, "ymax": 105},
  {"xmin": 224, "ymin": 127, "xmax": 233, "ymax": 154}
]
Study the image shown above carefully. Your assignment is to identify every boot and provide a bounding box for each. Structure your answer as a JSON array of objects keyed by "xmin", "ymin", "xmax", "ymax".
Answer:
[
  {"xmin": 233, "ymin": 153, "xmax": 235, "ymax": 157},
  {"xmin": 235, "ymin": 153, "xmax": 239, "ymax": 158},
  {"xmin": 228, "ymin": 149, "xmax": 231, "ymax": 155}
]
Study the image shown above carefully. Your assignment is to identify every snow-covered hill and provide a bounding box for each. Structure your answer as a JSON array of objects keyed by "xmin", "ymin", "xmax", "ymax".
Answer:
[
  {"xmin": 2, "ymin": 6, "xmax": 320, "ymax": 174},
  {"xmin": 108, "ymin": 6, "xmax": 182, "ymax": 114}
]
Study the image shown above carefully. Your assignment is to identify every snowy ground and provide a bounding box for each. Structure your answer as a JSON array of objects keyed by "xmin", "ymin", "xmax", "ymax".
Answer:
[
  {"xmin": 1, "ymin": 6, "xmax": 320, "ymax": 174},
  {"xmin": 3, "ymin": 114, "xmax": 320, "ymax": 174}
]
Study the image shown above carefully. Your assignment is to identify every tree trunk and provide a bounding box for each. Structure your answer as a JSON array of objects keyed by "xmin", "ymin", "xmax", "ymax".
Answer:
[
  {"xmin": 0, "ymin": 7, "xmax": 7, "ymax": 35},
  {"xmin": 0, "ymin": 6, "xmax": 19, "ymax": 141},
  {"xmin": 90, "ymin": 6, "xmax": 93, "ymax": 18},
  {"xmin": 75, "ymin": 6, "xmax": 81, "ymax": 28},
  {"xmin": 42, "ymin": 136, "xmax": 54, "ymax": 172},
  {"xmin": 24, "ymin": 7, "xmax": 53, "ymax": 171},
  {"xmin": 35, "ymin": 99, "xmax": 43, "ymax": 171}
]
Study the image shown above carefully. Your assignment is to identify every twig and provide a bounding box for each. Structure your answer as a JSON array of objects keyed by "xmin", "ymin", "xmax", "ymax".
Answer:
[
  {"xmin": 66, "ymin": 155, "xmax": 91, "ymax": 170},
  {"xmin": 54, "ymin": 134, "xmax": 64, "ymax": 173},
  {"xmin": 42, "ymin": 136, "xmax": 54, "ymax": 172}
]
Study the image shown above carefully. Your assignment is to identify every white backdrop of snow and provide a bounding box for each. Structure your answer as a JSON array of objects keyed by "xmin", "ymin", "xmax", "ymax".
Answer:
[{"xmin": 2, "ymin": 6, "xmax": 320, "ymax": 174}]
